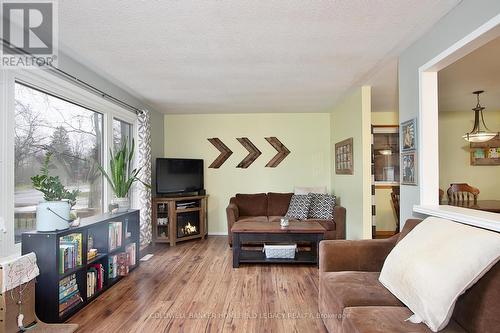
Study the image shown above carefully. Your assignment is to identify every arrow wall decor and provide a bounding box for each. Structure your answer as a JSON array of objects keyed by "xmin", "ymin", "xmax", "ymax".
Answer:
[
  {"xmin": 265, "ymin": 137, "xmax": 291, "ymax": 167},
  {"xmin": 236, "ymin": 137, "xmax": 262, "ymax": 168},
  {"xmin": 207, "ymin": 138, "xmax": 233, "ymax": 168}
]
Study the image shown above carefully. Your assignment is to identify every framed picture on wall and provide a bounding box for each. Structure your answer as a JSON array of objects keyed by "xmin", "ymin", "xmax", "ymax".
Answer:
[
  {"xmin": 401, "ymin": 151, "xmax": 417, "ymax": 185},
  {"xmin": 335, "ymin": 137, "xmax": 353, "ymax": 175},
  {"xmin": 401, "ymin": 118, "xmax": 417, "ymax": 151}
]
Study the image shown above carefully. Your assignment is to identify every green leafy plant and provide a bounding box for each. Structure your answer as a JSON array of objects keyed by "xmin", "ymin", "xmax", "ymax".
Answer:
[
  {"xmin": 97, "ymin": 139, "xmax": 149, "ymax": 198},
  {"xmin": 31, "ymin": 152, "xmax": 80, "ymax": 207}
]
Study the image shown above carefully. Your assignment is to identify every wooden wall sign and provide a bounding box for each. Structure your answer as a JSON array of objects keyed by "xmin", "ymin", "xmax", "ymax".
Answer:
[
  {"xmin": 265, "ymin": 137, "xmax": 290, "ymax": 167},
  {"xmin": 236, "ymin": 137, "xmax": 261, "ymax": 168},
  {"xmin": 207, "ymin": 138, "xmax": 233, "ymax": 168},
  {"xmin": 470, "ymin": 134, "xmax": 500, "ymax": 166},
  {"xmin": 335, "ymin": 137, "xmax": 354, "ymax": 175}
]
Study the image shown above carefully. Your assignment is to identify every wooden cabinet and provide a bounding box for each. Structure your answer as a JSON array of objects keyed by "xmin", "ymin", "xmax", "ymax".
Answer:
[
  {"xmin": 373, "ymin": 126, "xmax": 400, "ymax": 185},
  {"xmin": 152, "ymin": 195, "xmax": 208, "ymax": 246}
]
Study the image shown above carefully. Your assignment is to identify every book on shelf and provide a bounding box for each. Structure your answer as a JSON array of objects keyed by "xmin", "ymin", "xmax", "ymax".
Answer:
[
  {"xmin": 125, "ymin": 243, "xmax": 136, "ymax": 267},
  {"xmin": 87, "ymin": 263, "xmax": 104, "ymax": 298},
  {"xmin": 108, "ymin": 222, "xmax": 122, "ymax": 251},
  {"xmin": 59, "ymin": 233, "xmax": 83, "ymax": 274},
  {"xmin": 59, "ymin": 275, "xmax": 77, "ymax": 293},
  {"xmin": 59, "ymin": 274, "xmax": 82, "ymax": 317},
  {"xmin": 109, "ymin": 246, "xmax": 135, "ymax": 278},
  {"xmin": 108, "ymin": 255, "xmax": 118, "ymax": 279},
  {"xmin": 117, "ymin": 252, "xmax": 130, "ymax": 276}
]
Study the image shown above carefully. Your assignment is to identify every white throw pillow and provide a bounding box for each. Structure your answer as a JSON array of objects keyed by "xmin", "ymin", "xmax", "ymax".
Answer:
[
  {"xmin": 379, "ymin": 217, "xmax": 500, "ymax": 332},
  {"xmin": 294, "ymin": 186, "xmax": 327, "ymax": 195}
]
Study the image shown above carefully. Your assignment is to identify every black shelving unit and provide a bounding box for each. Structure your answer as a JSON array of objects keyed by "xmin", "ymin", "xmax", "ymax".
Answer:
[{"xmin": 21, "ymin": 209, "xmax": 140, "ymax": 323}]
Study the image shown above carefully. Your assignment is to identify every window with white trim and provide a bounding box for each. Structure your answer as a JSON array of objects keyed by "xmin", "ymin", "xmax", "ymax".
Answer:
[
  {"xmin": 14, "ymin": 82, "xmax": 104, "ymax": 242},
  {"xmin": 0, "ymin": 69, "xmax": 138, "ymax": 257}
]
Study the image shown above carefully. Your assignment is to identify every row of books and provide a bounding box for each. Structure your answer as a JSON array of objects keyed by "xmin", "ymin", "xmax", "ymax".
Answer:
[
  {"xmin": 87, "ymin": 263, "xmax": 104, "ymax": 298},
  {"xmin": 59, "ymin": 274, "xmax": 83, "ymax": 317},
  {"xmin": 108, "ymin": 243, "xmax": 136, "ymax": 279},
  {"xmin": 59, "ymin": 234, "xmax": 83, "ymax": 274},
  {"xmin": 108, "ymin": 222, "xmax": 122, "ymax": 251},
  {"xmin": 108, "ymin": 253, "xmax": 129, "ymax": 278},
  {"xmin": 126, "ymin": 243, "xmax": 136, "ymax": 267}
]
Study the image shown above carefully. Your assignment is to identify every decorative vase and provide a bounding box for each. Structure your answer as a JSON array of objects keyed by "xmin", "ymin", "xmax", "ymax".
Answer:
[
  {"xmin": 36, "ymin": 201, "xmax": 71, "ymax": 231},
  {"xmin": 112, "ymin": 197, "xmax": 130, "ymax": 212}
]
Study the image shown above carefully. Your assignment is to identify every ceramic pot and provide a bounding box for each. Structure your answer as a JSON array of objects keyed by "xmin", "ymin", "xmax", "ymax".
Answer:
[
  {"xmin": 36, "ymin": 201, "xmax": 71, "ymax": 231},
  {"xmin": 112, "ymin": 197, "xmax": 130, "ymax": 212}
]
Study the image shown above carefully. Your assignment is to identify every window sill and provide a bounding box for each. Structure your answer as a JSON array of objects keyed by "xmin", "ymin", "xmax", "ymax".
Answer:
[{"xmin": 413, "ymin": 205, "xmax": 500, "ymax": 232}]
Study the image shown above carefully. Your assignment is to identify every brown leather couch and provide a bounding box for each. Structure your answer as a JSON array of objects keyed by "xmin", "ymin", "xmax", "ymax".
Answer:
[
  {"xmin": 226, "ymin": 193, "xmax": 346, "ymax": 245},
  {"xmin": 319, "ymin": 219, "xmax": 500, "ymax": 333}
]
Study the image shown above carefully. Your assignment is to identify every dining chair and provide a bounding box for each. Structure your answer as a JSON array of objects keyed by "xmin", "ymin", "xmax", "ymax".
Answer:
[
  {"xmin": 390, "ymin": 186, "xmax": 400, "ymax": 232},
  {"xmin": 447, "ymin": 183, "xmax": 480, "ymax": 203}
]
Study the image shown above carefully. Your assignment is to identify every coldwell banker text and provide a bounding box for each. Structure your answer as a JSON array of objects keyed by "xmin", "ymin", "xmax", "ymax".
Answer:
[{"xmin": 1, "ymin": 0, "xmax": 58, "ymax": 68}]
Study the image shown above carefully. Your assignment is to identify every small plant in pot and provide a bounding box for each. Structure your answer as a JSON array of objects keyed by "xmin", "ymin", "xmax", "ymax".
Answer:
[
  {"xmin": 31, "ymin": 153, "xmax": 80, "ymax": 231},
  {"xmin": 98, "ymin": 139, "xmax": 149, "ymax": 212}
]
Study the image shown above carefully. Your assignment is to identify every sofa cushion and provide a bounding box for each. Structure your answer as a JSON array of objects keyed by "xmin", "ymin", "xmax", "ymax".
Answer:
[
  {"xmin": 379, "ymin": 217, "xmax": 500, "ymax": 332},
  {"xmin": 285, "ymin": 194, "xmax": 312, "ymax": 220},
  {"xmin": 236, "ymin": 216, "xmax": 268, "ymax": 223},
  {"xmin": 267, "ymin": 192, "xmax": 293, "ymax": 216},
  {"xmin": 308, "ymin": 193, "xmax": 335, "ymax": 219},
  {"xmin": 235, "ymin": 193, "xmax": 268, "ymax": 216},
  {"xmin": 452, "ymin": 262, "xmax": 500, "ymax": 333},
  {"xmin": 307, "ymin": 219, "xmax": 335, "ymax": 231},
  {"xmin": 342, "ymin": 307, "xmax": 466, "ymax": 333},
  {"xmin": 319, "ymin": 271, "xmax": 403, "ymax": 333}
]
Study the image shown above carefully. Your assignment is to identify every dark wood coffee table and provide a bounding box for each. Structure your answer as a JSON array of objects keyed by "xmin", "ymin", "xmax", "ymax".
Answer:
[{"xmin": 231, "ymin": 221, "xmax": 325, "ymax": 268}]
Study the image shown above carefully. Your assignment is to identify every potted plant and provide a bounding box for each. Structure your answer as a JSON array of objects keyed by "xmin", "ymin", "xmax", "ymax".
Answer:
[
  {"xmin": 98, "ymin": 139, "xmax": 148, "ymax": 212},
  {"xmin": 31, "ymin": 153, "xmax": 80, "ymax": 231}
]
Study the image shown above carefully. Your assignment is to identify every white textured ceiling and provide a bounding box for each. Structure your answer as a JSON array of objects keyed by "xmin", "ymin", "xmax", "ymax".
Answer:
[
  {"xmin": 58, "ymin": 0, "xmax": 459, "ymax": 114},
  {"xmin": 439, "ymin": 36, "xmax": 500, "ymax": 112}
]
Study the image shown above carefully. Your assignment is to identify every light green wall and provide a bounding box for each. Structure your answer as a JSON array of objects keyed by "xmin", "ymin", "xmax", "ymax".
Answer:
[
  {"xmin": 372, "ymin": 110, "xmax": 399, "ymax": 232},
  {"xmin": 372, "ymin": 111, "xmax": 399, "ymax": 126},
  {"xmin": 399, "ymin": 0, "xmax": 500, "ymax": 224},
  {"xmin": 164, "ymin": 113, "xmax": 331, "ymax": 234},
  {"xmin": 439, "ymin": 110, "xmax": 500, "ymax": 199},
  {"xmin": 330, "ymin": 86, "xmax": 372, "ymax": 239}
]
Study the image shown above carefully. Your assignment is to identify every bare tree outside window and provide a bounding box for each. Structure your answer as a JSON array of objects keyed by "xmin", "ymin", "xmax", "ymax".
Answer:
[
  {"xmin": 14, "ymin": 82, "xmax": 103, "ymax": 242},
  {"xmin": 113, "ymin": 118, "xmax": 132, "ymax": 153}
]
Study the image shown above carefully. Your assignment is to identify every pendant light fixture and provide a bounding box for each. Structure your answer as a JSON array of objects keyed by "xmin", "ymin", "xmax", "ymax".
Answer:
[
  {"xmin": 378, "ymin": 137, "xmax": 392, "ymax": 155},
  {"xmin": 462, "ymin": 90, "xmax": 498, "ymax": 143},
  {"xmin": 378, "ymin": 132, "xmax": 393, "ymax": 155}
]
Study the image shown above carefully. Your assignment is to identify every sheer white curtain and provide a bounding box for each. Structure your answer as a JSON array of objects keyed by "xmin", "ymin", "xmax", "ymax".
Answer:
[{"xmin": 137, "ymin": 110, "xmax": 152, "ymax": 247}]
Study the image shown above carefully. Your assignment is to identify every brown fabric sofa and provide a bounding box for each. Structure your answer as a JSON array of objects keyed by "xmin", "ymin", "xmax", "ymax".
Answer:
[
  {"xmin": 226, "ymin": 193, "xmax": 346, "ymax": 245},
  {"xmin": 319, "ymin": 219, "xmax": 500, "ymax": 333}
]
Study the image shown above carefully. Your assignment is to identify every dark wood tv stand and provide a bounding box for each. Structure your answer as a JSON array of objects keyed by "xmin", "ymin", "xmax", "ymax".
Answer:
[{"xmin": 152, "ymin": 195, "xmax": 208, "ymax": 246}]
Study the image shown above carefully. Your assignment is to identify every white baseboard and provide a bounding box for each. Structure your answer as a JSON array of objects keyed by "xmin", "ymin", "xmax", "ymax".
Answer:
[{"xmin": 208, "ymin": 232, "xmax": 228, "ymax": 236}]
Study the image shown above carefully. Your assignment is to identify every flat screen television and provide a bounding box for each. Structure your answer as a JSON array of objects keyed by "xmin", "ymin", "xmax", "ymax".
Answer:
[{"xmin": 156, "ymin": 158, "xmax": 204, "ymax": 195}]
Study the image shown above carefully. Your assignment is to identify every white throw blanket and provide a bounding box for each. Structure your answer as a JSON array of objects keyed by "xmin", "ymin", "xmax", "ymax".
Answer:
[
  {"xmin": 379, "ymin": 217, "xmax": 500, "ymax": 332},
  {"xmin": 0, "ymin": 252, "xmax": 39, "ymax": 292}
]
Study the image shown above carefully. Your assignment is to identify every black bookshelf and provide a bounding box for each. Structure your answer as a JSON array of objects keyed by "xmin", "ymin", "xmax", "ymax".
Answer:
[{"xmin": 21, "ymin": 209, "xmax": 140, "ymax": 323}]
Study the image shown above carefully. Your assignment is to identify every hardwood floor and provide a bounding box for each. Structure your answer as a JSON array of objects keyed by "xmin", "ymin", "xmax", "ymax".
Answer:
[{"xmin": 68, "ymin": 236, "xmax": 327, "ymax": 333}]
